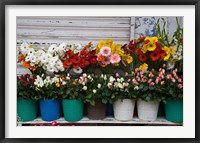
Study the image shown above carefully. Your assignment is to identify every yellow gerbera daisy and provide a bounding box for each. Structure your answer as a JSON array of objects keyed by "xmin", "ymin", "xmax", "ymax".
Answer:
[{"xmin": 139, "ymin": 63, "xmax": 148, "ymax": 71}]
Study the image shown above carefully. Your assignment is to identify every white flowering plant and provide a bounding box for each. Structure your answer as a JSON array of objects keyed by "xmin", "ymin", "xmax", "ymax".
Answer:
[
  {"xmin": 106, "ymin": 72, "xmax": 137, "ymax": 103},
  {"xmin": 34, "ymin": 74, "xmax": 63, "ymax": 100},
  {"xmin": 78, "ymin": 73, "xmax": 110, "ymax": 106}
]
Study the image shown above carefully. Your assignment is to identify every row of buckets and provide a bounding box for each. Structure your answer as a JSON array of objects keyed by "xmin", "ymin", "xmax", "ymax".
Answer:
[{"xmin": 17, "ymin": 99, "xmax": 183, "ymax": 123}]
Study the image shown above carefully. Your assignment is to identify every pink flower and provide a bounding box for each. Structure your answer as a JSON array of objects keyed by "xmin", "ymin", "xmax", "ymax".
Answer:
[
  {"xmin": 128, "ymin": 78, "xmax": 131, "ymax": 82},
  {"xmin": 79, "ymin": 76, "xmax": 88, "ymax": 85},
  {"xmin": 161, "ymin": 81, "xmax": 165, "ymax": 85},
  {"xmin": 178, "ymin": 84, "xmax": 183, "ymax": 88},
  {"xmin": 171, "ymin": 78, "xmax": 176, "ymax": 83},
  {"xmin": 178, "ymin": 78, "xmax": 182, "ymax": 82},
  {"xmin": 107, "ymin": 83, "xmax": 112, "ymax": 89},
  {"xmin": 148, "ymin": 79, "xmax": 152, "ymax": 84},
  {"xmin": 131, "ymin": 71, "xmax": 135, "ymax": 75},
  {"xmin": 166, "ymin": 74, "xmax": 172, "ymax": 79},
  {"xmin": 114, "ymin": 82, "xmax": 119, "ymax": 87},
  {"xmin": 102, "ymin": 56, "xmax": 111, "ymax": 65},
  {"xmin": 163, "ymin": 64, "xmax": 166, "ymax": 67},
  {"xmin": 124, "ymin": 82, "xmax": 129, "ymax": 87},
  {"xmin": 125, "ymin": 88, "xmax": 128, "ymax": 91},
  {"xmin": 149, "ymin": 72, "xmax": 154, "ymax": 77},
  {"xmin": 125, "ymin": 72, "xmax": 128, "ymax": 76},
  {"xmin": 150, "ymin": 82, "xmax": 155, "ymax": 86},
  {"xmin": 100, "ymin": 46, "xmax": 111, "ymax": 56},
  {"xmin": 110, "ymin": 54, "xmax": 121, "ymax": 64},
  {"xmin": 116, "ymin": 73, "xmax": 119, "ymax": 77}
]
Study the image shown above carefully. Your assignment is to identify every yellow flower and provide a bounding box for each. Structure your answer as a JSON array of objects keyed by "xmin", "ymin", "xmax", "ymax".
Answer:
[
  {"xmin": 139, "ymin": 63, "xmax": 148, "ymax": 71},
  {"xmin": 96, "ymin": 39, "xmax": 114, "ymax": 54},
  {"xmin": 123, "ymin": 55, "xmax": 133, "ymax": 64},
  {"xmin": 28, "ymin": 45, "xmax": 33, "ymax": 48},
  {"xmin": 163, "ymin": 46, "xmax": 171, "ymax": 61},
  {"xmin": 169, "ymin": 46, "xmax": 175, "ymax": 54},
  {"xmin": 145, "ymin": 36, "xmax": 159, "ymax": 43},
  {"xmin": 56, "ymin": 82, "xmax": 60, "ymax": 87},
  {"xmin": 141, "ymin": 44, "xmax": 148, "ymax": 53}
]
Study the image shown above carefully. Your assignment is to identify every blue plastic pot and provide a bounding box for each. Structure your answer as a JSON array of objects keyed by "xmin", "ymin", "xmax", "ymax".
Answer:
[{"xmin": 39, "ymin": 99, "xmax": 61, "ymax": 121}]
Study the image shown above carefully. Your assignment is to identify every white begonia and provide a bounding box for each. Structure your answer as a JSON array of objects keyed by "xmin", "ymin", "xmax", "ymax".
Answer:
[
  {"xmin": 83, "ymin": 86, "xmax": 87, "ymax": 91},
  {"xmin": 93, "ymin": 89, "xmax": 97, "ymax": 94},
  {"xmin": 167, "ymin": 62, "xmax": 175, "ymax": 70},
  {"xmin": 134, "ymin": 86, "xmax": 139, "ymax": 90},
  {"xmin": 117, "ymin": 78, "xmax": 120, "ymax": 82},
  {"xmin": 83, "ymin": 73, "xmax": 87, "ymax": 77},
  {"xmin": 48, "ymin": 56, "xmax": 58, "ymax": 67},
  {"xmin": 109, "ymin": 76, "xmax": 115, "ymax": 83},
  {"xmin": 100, "ymin": 74, "xmax": 104, "ymax": 78},
  {"xmin": 97, "ymin": 84, "xmax": 101, "ymax": 89}
]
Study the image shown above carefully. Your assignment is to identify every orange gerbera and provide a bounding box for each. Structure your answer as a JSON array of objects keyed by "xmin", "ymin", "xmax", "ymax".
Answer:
[
  {"xmin": 22, "ymin": 61, "xmax": 37, "ymax": 71},
  {"xmin": 97, "ymin": 55, "xmax": 105, "ymax": 62},
  {"xmin": 18, "ymin": 54, "xmax": 25, "ymax": 63},
  {"xmin": 150, "ymin": 51, "xmax": 160, "ymax": 61},
  {"xmin": 63, "ymin": 58, "xmax": 73, "ymax": 68}
]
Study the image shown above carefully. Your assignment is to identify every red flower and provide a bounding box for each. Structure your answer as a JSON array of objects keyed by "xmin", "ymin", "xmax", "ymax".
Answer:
[
  {"xmin": 66, "ymin": 49, "xmax": 74, "ymax": 57},
  {"xmin": 90, "ymin": 57, "xmax": 97, "ymax": 64},
  {"xmin": 63, "ymin": 58, "xmax": 73, "ymax": 68},
  {"xmin": 138, "ymin": 36, "xmax": 146, "ymax": 41},
  {"xmin": 71, "ymin": 55, "xmax": 80, "ymax": 64},
  {"xmin": 73, "ymin": 63, "xmax": 79, "ymax": 69},
  {"xmin": 150, "ymin": 50, "xmax": 160, "ymax": 61},
  {"xmin": 159, "ymin": 50, "xmax": 167, "ymax": 60},
  {"xmin": 139, "ymin": 54, "xmax": 147, "ymax": 62},
  {"xmin": 180, "ymin": 38, "xmax": 183, "ymax": 43}
]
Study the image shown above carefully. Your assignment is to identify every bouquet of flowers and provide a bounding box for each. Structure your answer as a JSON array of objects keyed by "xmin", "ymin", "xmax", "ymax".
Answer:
[{"xmin": 95, "ymin": 39, "xmax": 133, "ymax": 74}]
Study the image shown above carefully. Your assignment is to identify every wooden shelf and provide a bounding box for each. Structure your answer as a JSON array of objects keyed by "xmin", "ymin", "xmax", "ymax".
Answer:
[{"xmin": 17, "ymin": 116, "xmax": 182, "ymax": 126}]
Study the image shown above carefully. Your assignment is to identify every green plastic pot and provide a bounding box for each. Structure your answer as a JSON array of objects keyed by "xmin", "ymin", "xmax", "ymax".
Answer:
[
  {"xmin": 62, "ymin": 99, "xmax": 83, "ymax": 122},
  {"xmin": 164, "ymin": 99, "xmax": 183, "ymax": 123},
  {"xmin": 17, "ymin": 99, "xmax": 38, "ymax": 122}
]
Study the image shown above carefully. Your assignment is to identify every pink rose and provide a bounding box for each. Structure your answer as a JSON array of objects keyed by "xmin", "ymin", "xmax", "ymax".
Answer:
[
  {"xmin": 178, "ymin": 84, "xmax": 183, "ymax": 88},
  {"xmin": 116, "ymin": 73, "xmax": 119, "ymax": 77},
  {"xmin": 161, "ymin": 81, "xmax": 165, "ymax": 85},
  {"xmin": 178, "ymin": 78, "xmax": 182, "ymax": 82}
]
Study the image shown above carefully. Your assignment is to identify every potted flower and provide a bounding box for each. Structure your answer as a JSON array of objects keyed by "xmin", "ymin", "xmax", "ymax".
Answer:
[
  {"xmin": 132, "ymin": 65, "xmax": 167, "ymax": 121},
  {"xmin": 79, "ymin": 73, "xmax": 110, "ymax": 120},
  {"xmin": 60, "ymin": 74, "xmax": 84, "ymax": 122},
  {"xmin": 163, "ymin": 68, "xmax": 183, "ymax": 123},
  {"xmin": 17, "ymin": 74, "xmax": 38, "ymax": 121},
  {"xmin": 108, "ymin": 73, "xmax": 137, "ymax": 121},
  {"xmin": 34, "ymin": 74, "xmax": 62, "ymax": 121}
]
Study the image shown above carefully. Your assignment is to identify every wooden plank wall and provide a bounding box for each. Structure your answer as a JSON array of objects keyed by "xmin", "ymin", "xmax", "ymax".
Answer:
[
  {"xmin": 16, "ymin": 16, "xmax": 133, "ymax": 75},
  {"xmin": 17, "ymin": 16, "xmax": 132, "ymax": 46}
]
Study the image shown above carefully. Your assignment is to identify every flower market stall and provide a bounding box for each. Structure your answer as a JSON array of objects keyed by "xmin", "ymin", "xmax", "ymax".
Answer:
[{"xmin": 16, "ymin": 16, "xmax": 183, "ymax": 126}]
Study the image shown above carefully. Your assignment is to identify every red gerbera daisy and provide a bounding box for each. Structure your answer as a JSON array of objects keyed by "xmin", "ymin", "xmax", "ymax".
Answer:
[
  {"xmin": 139, "ymin": 54, "xmax": 147, "ymax": 62},
  {"xmin": 159, "ymin": 50, "xmax": 167, "ymax": 60},
  {"xmin": 63, "ymin": 58, "xmax": 73, "ymax": 68},
  {"xmin": 150, "ymin": 50, "xmax": 160, "ymax": 61},
  {"xmin": 73, "ymin": 63, "xmax": 79, "ymax": 69},
  {"xmin": 66, "ymin": 49, "xmax": 74, "ymax": 57}
]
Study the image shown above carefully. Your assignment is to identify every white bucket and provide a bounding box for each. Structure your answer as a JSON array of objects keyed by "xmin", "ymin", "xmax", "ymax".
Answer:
[
  {"xmin": 113, "ymin": 99, "xmax": 135, "ymax": 121},
  {"xmin": 137, "ymin": 99, "xmax": 160, "ymax": 121}
]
